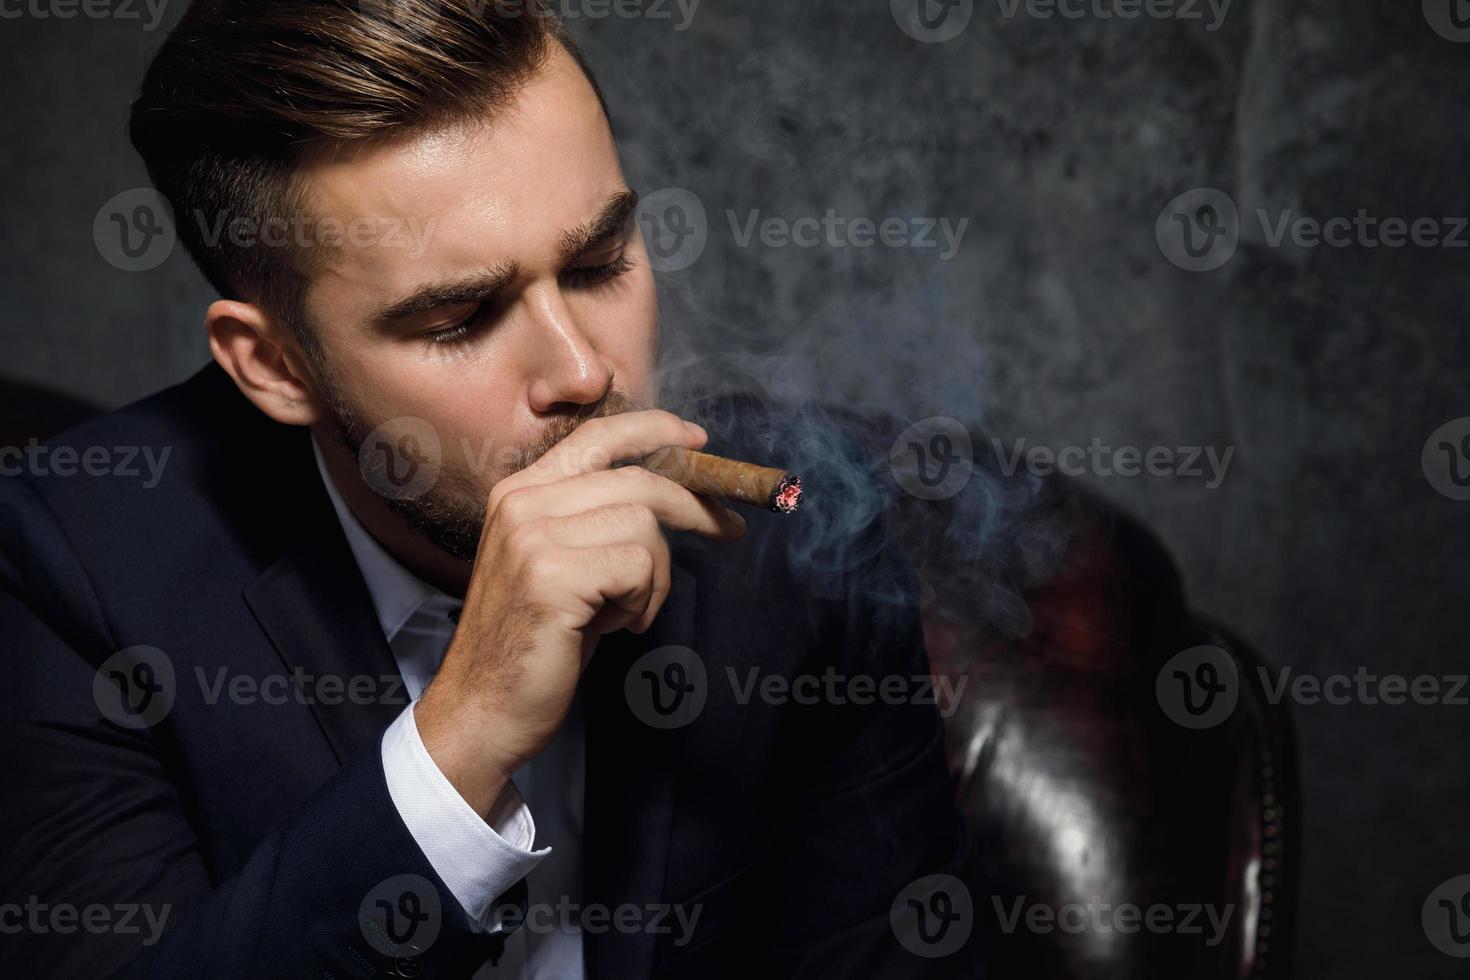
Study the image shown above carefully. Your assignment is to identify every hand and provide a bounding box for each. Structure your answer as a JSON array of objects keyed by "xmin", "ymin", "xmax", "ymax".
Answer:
[{"xmin": 415, "ymin": 410, "xmax": 746, "ymax": 816}]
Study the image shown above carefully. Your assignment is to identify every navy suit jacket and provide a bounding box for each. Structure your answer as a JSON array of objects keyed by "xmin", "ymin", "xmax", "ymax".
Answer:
[{"xmin": 0, "ymin": 364, "xmax": 979, "ymax": 978}]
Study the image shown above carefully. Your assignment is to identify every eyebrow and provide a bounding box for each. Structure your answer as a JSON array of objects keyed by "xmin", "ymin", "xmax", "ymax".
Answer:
[
  {"xmin": 367, "ymin": 188, "xmax": 641, "ymax": 331},
  {"xmin": 368, "ymin": 263, "xmax": 519, "ymax": 330},
  {"xmin": 556, "ymin": 188, "xmax": 640, "ymax": 264}
]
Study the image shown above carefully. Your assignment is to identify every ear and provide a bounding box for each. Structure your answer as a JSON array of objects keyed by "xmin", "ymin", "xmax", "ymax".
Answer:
[{"xmin": 206, "ymin": 299, "xmax": 326, "ymax": 426}]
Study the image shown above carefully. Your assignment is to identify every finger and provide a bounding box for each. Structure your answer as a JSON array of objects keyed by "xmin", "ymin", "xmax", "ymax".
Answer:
[
  {"xmin": 539, "ymin": 503, "xmax": 667, "ymax": 550},
  {"xmin": 494, "ymin": 467, "xmax": 746, "ymax": 542},
  {"xmin": 573, "ymin": 543, "xmax": 667, "ymax": 636},
  {"xmin": 512, "ymin": 411, "xmax": 708, "ymax": 490},
  {"xmin": 540, "ymin": 506, "xmax": 672, "ymax": 633}
]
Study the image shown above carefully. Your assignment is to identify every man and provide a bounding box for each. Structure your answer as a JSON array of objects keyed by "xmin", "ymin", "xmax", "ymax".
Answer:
[{"xmin": 0, "ymin": 1, "xmax": 979, "ymax": 976}]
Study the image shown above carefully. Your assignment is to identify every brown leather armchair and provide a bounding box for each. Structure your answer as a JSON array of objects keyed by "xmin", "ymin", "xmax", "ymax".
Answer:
[{"xmin": 878, "ymin": 423, "xmax": 1298, "ymax": 980}]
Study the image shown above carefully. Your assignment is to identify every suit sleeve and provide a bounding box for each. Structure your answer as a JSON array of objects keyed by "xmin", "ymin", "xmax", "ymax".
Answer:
[
  {"xmin": 760, "ymin": 501, "xmax": 988, "ymax": 979},
  {"xmin": 0, "ymin": 477, "xmax": 518, "ymax": 979}
]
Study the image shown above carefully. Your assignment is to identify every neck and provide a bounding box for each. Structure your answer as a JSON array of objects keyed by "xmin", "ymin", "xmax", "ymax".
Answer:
[{"xmin": 310, "ymin": 422, "xmax": 474, "ymax": 598}]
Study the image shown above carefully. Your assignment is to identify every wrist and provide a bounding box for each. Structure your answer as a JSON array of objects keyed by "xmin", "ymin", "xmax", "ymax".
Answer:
[{"xmin": 413, "ymin": 690, "xmax": 515, "ymax": 819}]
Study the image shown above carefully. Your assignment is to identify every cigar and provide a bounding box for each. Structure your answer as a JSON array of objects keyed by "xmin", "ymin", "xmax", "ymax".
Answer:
[{"xmin": 640, "ymin": 447, "xmax": 803, "ymax": 514}]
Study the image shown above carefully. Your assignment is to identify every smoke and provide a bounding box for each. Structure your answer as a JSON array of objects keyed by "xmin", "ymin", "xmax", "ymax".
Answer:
[{"xmin": 626, "ymin": 32, "xmax": 1076, "ymax": 644}]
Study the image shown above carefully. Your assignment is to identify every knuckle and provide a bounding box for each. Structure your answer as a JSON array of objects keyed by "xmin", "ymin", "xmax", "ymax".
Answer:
[
  {"xmin": 619, "ymin": 464, "xmax": 655, "ymax": 488},
  {"xmin": 523, "ymin": 552, "xmax": 561, "ymax": 590},
  {"xmin": 497, "ymin": 486, "xmax": 535, "ymax": 523},
  {"xmin": 625, "ymin": 503, "xmax": 659, "ymax": 534},
  {"xmin": 630, "ymin": 545, "xmax": 656, "ymax": 577},
  {"xmin": 505, "ymin": 521, "xmax": 544, "ymax": 562}
]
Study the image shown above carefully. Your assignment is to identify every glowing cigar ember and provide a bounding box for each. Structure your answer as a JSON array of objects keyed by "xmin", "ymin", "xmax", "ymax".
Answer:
[{"xmin": 640, "ymin": 447, "xmax": 804, "ymax": 514}]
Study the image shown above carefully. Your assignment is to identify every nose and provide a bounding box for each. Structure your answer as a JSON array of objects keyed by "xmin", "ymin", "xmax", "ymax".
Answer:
[{"xmin": 522, "ymin": 287, "xmax": 615, "ymax": 415}]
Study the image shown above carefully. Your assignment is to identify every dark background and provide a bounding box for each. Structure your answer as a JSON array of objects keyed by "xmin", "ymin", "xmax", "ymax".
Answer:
[{"xmin": 2, "ymin": 1, "xmax": 1466, "ymax": 975}]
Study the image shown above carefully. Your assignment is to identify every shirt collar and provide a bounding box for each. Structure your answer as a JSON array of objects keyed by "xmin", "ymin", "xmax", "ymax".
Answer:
[{"xmin": 311, "ymin": 434, "xmax": 461, "ymax": 644}]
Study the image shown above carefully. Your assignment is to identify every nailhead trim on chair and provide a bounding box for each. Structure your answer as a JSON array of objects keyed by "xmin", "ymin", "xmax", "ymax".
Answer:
[{"xmin": 1212, "ymin": 627, "xmax": 1288, "ymax": 979}]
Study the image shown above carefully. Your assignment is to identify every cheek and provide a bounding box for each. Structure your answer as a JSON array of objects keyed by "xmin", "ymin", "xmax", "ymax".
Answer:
[
  {"xmin": 323, "ymin": 338, "xmax": 518, "ymax": 456},
  {"xmin": 590, "ymin": 269, "xmax": 659, "ymax": 397}
]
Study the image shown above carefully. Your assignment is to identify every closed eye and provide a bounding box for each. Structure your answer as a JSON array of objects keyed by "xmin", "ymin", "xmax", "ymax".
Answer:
[
  {"xmin": 424, "ymin": 301, "xmax": 496, "ymax": 347},
  {"xmin": 424, "ymin": 253, "xmax": 635, "ymax": 348},
  {"xmin": 561, "ymin": 252, "xmax": 634, "ymax": 290}
]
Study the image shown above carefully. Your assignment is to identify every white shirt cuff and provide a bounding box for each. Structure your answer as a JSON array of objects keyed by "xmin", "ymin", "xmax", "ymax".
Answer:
[{"xmin": 380, "ymin": 700, "xmax": 550, "ymax": 932}]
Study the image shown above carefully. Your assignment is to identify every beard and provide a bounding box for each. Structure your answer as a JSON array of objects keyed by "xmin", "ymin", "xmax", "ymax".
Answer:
[{"xmin": 320, "ymin": 374, "xmax": 642, "ymax": 563}]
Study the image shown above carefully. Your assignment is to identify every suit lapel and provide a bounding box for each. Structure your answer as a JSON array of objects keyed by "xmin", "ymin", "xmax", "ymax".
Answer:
[
  {"xmin": 240, "ymin": 411, "xmax": 695, "ymax": 978},
  {"xmin": 242, "ymin": 435, "xmax": 404, "ymax": 767},
  {"xmin": 582, "ymin": 559, "xmax": 699, "ymax": 980}
]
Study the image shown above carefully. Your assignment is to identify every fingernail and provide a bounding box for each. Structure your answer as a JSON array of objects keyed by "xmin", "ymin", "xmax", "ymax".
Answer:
[{"xmin": 684, "ymin": 421, "xmax": 708, "ymax": 439}]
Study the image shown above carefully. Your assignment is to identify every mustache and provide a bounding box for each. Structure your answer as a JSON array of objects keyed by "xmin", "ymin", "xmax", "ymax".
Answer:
[{"xmin": 512, "ymin": 388, "xmax": 644, "ymax": 472}]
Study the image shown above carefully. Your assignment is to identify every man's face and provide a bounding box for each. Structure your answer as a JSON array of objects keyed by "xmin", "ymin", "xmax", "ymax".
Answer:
[{"xmin": 292, "ymin": 44, "xmax": 658, "ymax": 560}]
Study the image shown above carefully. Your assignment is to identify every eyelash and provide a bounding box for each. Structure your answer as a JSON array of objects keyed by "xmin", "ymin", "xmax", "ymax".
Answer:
[{"xmin": 425, "ymin": 252, "xmax": 635, "ymax": 347}]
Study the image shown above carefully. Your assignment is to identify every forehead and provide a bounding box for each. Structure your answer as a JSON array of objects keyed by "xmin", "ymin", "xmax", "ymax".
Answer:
[{"xmin": 295, "ymin": 45, "xmax": 622, "ymax": 315}]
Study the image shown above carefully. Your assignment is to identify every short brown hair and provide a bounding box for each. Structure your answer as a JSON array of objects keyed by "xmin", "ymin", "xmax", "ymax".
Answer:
[{"xmin": 129, "ymin": 0, "xmax": 608, "ymax": 353}]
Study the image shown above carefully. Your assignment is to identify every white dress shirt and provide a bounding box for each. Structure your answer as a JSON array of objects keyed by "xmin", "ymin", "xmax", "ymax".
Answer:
[{"xmin": 312, "ymin": 438, "xmax": 585, "ymax": 978}]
